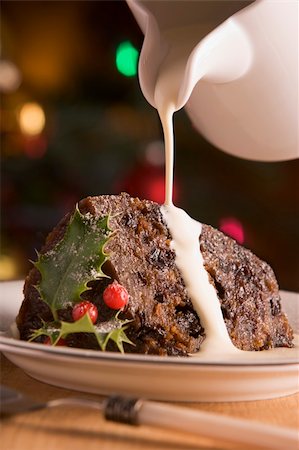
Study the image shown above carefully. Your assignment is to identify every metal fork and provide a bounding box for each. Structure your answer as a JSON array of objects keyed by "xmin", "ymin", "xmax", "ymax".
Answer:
[{"xmin": 1, "ymin": 385, "xmax": 137, "ymax": 424}]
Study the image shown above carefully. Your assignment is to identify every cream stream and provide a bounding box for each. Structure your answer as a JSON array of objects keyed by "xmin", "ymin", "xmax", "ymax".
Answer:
[
  {"xmin": 154, "ymin": 27, "xmax": 239, "ymax": 354},
  {"xmin": 158, "ymin": 102, "xmax": 238, "ymax": 354}
]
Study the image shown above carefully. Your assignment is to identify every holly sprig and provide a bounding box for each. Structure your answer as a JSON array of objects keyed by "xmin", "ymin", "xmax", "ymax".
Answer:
[
  {"xmin": 30, "ymin": 313, "xmax": 133, "ymax": 353},
  {"xmin": 34, "ymin": 205, "xmax": 111, "ymax": 320},
  {"xmin": 30, "ymin": 205, "xmax": 134, "ymax": 353}
]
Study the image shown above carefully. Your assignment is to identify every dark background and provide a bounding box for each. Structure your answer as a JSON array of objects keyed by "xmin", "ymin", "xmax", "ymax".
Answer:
[{"xmin": 1, "ymin": 0, "xmax": 298, "ymax": 291}]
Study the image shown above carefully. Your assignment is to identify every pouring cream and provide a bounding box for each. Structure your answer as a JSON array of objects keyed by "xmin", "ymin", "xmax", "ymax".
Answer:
[
  {"xmin": 152, "ymin": 26, "xmax": 240, "ymax": 354},
  {"xmin": 151, "ymin": 27, "xmax": 239, "ymax": 354}
]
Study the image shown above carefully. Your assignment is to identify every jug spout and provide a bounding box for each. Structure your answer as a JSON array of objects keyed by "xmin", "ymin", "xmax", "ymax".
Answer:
[
  {"xmin": 127, "ymin": 0, "xmax": 251, "ymax": 109},
  {"xmin": 176, "ymin": 19, "xmax": 253, "ymax": 111}
]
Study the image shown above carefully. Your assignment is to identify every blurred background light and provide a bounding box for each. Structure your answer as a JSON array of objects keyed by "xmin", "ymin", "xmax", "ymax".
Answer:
[
  {"xmin": 145, "ymin": 140, "xmax": 165, "ymax": 166},
  {"xmin": 0, "ymin": 255, "xmax": 19, "ymax": 280},
  {"xmin": 219, "ymin": 217, "xmax": 245, "ymax": 244},
  {"xmin": 22, "ymin": 135, "xmax": 47, "ymax": 159},
  {"xmin": 0, "ymin": 59, "xmax": 21, "ymax": 92},
  {"xmin": 115, "ymin": 40, "xmax": 139, "ymax": 77},
  {"xmin": 18, "ymin": 102, "xmax": 46, "ymax": 136}
]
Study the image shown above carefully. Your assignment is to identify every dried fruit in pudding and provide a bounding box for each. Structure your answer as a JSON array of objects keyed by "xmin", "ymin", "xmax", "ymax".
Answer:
[{"xmin": 16, "ymin": 193, "xmax": 294, "ymax": 355}]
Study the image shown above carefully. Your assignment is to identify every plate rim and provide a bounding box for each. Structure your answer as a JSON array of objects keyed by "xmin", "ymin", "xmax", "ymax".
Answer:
[{"xmin": 1, "ymin": 334, "xmax": 298, "ymax": 368}]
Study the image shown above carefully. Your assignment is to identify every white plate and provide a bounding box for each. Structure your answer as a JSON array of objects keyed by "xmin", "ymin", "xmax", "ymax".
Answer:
[{"xmin": 0, "ymin": 280, "xmax": 298, "ymax": 402}]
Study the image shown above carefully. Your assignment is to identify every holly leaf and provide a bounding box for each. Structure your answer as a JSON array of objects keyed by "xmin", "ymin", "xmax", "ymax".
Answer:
[
  {"xmin": 102, "ymin": 326, "xmax": 134, "ymax": 353},
  {"xmin": 34, "ymin": 206, "xmax": 112, "ymax": 319},
  {"xmin": 29, "ymin": 313, "xmax": 134, "ymax": 354},
  {"xmin": 30, "ymin": 205, "xmax": 135, "ymax": 353}
]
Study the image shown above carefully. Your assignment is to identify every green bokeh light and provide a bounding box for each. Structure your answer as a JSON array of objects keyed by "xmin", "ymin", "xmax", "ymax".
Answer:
[{"xmin": 116, "ymin": 41, "xmax": 139, "ymax": 77}]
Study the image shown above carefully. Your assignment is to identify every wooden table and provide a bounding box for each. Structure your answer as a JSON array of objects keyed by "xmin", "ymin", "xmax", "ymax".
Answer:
[{"xmin": 1, "ymin": 354, "xmax": 298, "ymax": 450}]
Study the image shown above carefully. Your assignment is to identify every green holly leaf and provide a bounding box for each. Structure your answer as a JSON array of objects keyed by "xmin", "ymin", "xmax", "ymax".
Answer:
[
  {"xmin": 103, "ymin": 326, "xmax": 134, "ymax": 353},
  {"xmin": 29, "ymin": 319, "xmax": 55, "ymax": 342},
  {"xmin": 30, "ymin": 205, "xmax": 135, "ymax": 353},
  {"xmin": 29, "ymin": 313, "xmax": 134, "ymax": 353},
  {"xmin": 57, "ymin": 314, "xmax": 127, "ymax": 349},
  {"xmin": 34, "ymin": 205, "xmax": 112, "ymax": 320}
]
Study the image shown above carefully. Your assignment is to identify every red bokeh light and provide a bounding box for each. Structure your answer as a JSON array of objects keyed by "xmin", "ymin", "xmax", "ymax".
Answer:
[
  {"xmin": 22, "ymin": 135, "xmax": 47, "ymax": 159},
  {"xmin": 219, "ymin": 217, "xmax": 245, "ymax": 244}
]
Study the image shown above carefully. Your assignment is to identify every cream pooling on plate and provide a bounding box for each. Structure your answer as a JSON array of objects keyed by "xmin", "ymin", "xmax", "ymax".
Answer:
[{"xmin": 153, "ymin": 27, "xmax": 239, "ymax": 354}]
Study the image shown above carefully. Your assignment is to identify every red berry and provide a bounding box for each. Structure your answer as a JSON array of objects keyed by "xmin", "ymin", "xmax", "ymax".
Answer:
[
  {"xmin": 44, "ymin": 336, "xmax": 51, "ymax": 345},
  {"xmin": 72, "ymin": 300, "xmax": 98, "ymax": 323},
  {"xmin": 103, "ymin": 281, "xmax": 129, "ymax": 310},
  {"xmin": 44, "ymin": 336, "xmax": 67, "ymax": 346}
]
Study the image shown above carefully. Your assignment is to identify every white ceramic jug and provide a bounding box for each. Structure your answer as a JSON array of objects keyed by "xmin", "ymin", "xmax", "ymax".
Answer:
[{"xmin": 127, "ymin": 0, "xmax": 298, "ymax": 161}]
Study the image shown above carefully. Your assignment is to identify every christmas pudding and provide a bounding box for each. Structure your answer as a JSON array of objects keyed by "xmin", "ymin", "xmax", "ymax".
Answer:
[{"xmin": 16, "ymin": 193, "xmax": 294, "ymax": 356}]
